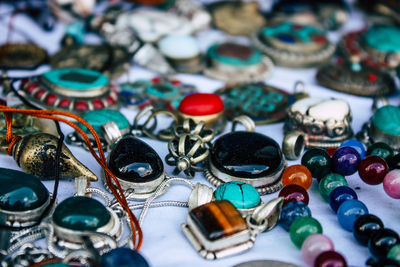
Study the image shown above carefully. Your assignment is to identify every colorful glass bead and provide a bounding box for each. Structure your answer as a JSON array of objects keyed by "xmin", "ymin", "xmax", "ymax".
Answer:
[
  {"xmin": 332, "ymin": 146, "xmax": 361, "ymax": 176},
  {"xmin": 358, "ymin": 155, "xmax": 389, "ymax": 185},
  {"xmin": 301, "ymin": 234, "xmax": 334, "ymax": 266},
  {"xmin": 337, "ymin": 199, "xmax": 369, "ymax": 232},
  {"xmin": 52, "ymin": 196, "xmax": 111, "ymax": 231},
  {"xmin": 279, "ymin": 201, "xmax": 312, "ymax": 231},
  {"xmin": 314, "ymin": 251, "xmax": 347, "ymax": 267},
  {"xmin": 341, "ymin": 139, "xmax": 366, "ymax": 159},
  {"xmin": 388, "ymin": 154, "xmax": 400, "ymax": 170},
  {"xmin": 214, "ymin": 181, "xmax": 261, "ymax": 209},
  {"xmin": 301, "ymin": 148, "xmax": 331, "ymax": 181},
  {"xmin": 282, "ymin": 165, "xmax": 313, "ymax": 190},
  {"xmin": 289, "ymin": 216, "xmax": 323, "ymax": 248},
  {"xmin": 368, "ymin": 228, "xmax": 400, "ymax": 259},
  {"xmin": 319, "ymin": 173, "xmax": 348, "ymax": 201},
  {"xmin": 383, "ymin": 170, "xmax": 400, "ymax": 199},
  {"xmin": 100, "ymin": 248, "xmax": 149, "ymax": 267},
  {"xmin": 278, "ymin": 184, "xmax": 309, "ymax": 207},
  {"xmin": 367, "ymin": 142, "xmax": 394, "ymax": 161},
  {"xmin": 325, "ymin": 147, "xmax": 337, "ymax": 157},
  {"xmin": 329, "ymin": 186, "xmax": 358, "ymax": 213},
  {"xmin": 387, "ymin": 244, "xmax": 400, "ymax": 263},
  {"xmin": 353, "ymin": 214, "xmax": 384, "ymax": 246}
]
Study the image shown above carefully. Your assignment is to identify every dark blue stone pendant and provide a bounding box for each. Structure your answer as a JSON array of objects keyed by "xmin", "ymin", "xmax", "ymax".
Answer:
[
  {"xmin": 205, "ymin": 131, "xmax": 286, "ymax": 194},
  {"xmin": 104, "ymin": 135, "xmax": 166, "ymax": 201},
  {"xmin": 0, "ymin": 168, "xmax": 50, "ymax": 227}
]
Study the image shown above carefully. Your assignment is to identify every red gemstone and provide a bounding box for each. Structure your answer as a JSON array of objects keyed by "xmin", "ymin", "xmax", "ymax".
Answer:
[
  {"xmin": 106, "ymin": 96, "xmax": 116, "ymax": 105},
  {"xmin": 92, "ymin": 99, "xmax": 104, "ymax": 109},
  {"xmin": 358, "ymin": 155, "xmax": 388, "ymax": 185},
  {"xmin": 26, "ymin": 83, "xmax": 38, "ymax": 93},
  {"xmin": 20, "ymin": 78, "xmax": 29, "ymax": 88},
  {"xmin": 75, "ymin": 101, "xmax": 88, "ymax": 111},
  {"xmin": 178, "ymin": 93, "xmax": 224, "ymax": 116},
  {"xmin": 367, "ymin": 74, "xmax": 378, "ymax": 83},
  {"xmin": 59, "ymin": 99, "xmax": 70, "ymax": 108},
  {"xmin": 292, "ymin": 24, "xmax": 303, "ymax": 30},
  {"xmin": 171, "ymin": 79, "xmax": 181, "ymax": 86},
  {"xmin": 152, "ymin": 77, "xmax": 161, "ymax": 84},
  {"xmin": 34, "ymin": 89, "xmax": 46, "ymax": 99},
  {"xmin": 325, "ymin": 147, "xmax": 337, "ymax": 157},
  {"xmin": 278, "ymin": 184, "xmax": 309, "ymax": 207},
  {"xmin": 314, "ymin": 35, "xmax": 327, "ymax": 44},
  {"xmin": 314, "ymin": 251, "xmax": 347, "ymax": 267},
  {"xmin": 45, "ymin": 94, "xmax": 57, "ymax": 105}
]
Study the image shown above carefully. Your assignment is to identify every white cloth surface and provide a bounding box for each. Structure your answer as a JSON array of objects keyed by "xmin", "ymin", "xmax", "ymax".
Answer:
[{"xmin": 0, "ymin": 3, "xmax": 399, "ymax": 267}]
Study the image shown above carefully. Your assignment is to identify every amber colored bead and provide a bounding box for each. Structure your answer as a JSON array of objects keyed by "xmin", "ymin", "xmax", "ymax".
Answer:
[{"xmin": 282, "ymin": 165, "xmax": 313, "ymax": 190}]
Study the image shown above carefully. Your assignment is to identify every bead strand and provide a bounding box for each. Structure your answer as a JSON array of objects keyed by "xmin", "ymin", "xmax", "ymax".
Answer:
[
  {"xmin": 302, "ymin": 143, "xmax": 400, "ymax": 266},
  {"xmin": 279, "ymin": 164, "xmax": 347, "ymax": 267}
]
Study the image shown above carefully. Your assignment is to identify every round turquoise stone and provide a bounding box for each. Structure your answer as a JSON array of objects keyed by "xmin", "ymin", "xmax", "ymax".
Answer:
[
  {"xmin": 0, "ymin": 168, "xmax": 49, "ymax": 212},
  {"xmin": 214, "ymin": 181, "xmax": 261, "ymax": 209},
  {"xmin": 372, "ymin": 105, "xmax": 400, "ymax": 136},
  {"xmin": 78, "ymin": 109, "xmax": 129, "ymax": 136},
  {"xmin": 363, "ymin": 25, "xmax": 400, "ymax": 52},
  {"xmin": 53, "ymin": 196, "xmax": 111, "ymax": 231},
  {"xmin": 42, "ymin": 68, "xmax": 109, "ymax": 90},
  {"xmin": 207, "ymin": 44, "xmax": 262, "ymax": 67}
]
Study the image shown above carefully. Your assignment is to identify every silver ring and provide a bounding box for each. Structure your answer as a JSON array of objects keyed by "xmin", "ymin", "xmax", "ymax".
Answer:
[{"xmin": 282, "ymin": 131, "xmax": 305, "ymax": 160}]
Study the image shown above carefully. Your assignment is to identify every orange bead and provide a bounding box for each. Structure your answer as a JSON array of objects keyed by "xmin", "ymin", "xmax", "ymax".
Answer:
[{"xmin": 282, "ymin": 164, "xmax": 313, "ymax": 190}]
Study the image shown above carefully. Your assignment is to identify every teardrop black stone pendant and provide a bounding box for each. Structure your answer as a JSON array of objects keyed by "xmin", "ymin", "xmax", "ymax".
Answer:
[{"xmin": 106, "ymin": 136, "xmax": 165, "ymax": 199}]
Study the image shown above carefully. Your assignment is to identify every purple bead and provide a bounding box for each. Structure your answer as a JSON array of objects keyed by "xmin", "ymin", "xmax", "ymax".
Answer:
[
  {"xmin": 301, "ymin": 234, "xmax": 334, "ymax": 265},
  {"xmin": 383, "ymin": 169, "xmax": 400, "ymax": 199},
  {"xmin": 332, "ymin": 146, "xmax": 361, "ymax": 176},
  {"xmin": 329, "ymin": 186, "xmax": 358, "ymax": 213}
]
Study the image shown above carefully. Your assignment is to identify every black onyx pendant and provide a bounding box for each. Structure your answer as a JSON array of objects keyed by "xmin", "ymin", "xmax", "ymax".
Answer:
[
  {"xmin": 205, "ymin": 131, "xmax": 286, "ymax": 194},
  {"xmin": 106, "ymin": 136, "xmax": 165, "ymax": 200},
  {"xmin": 52, "ymin": 196, "xmax": 120, "ymax": 246},
  {"xmin": 0, "ymin": 168, "xmax": 50, "ymax": 227}
]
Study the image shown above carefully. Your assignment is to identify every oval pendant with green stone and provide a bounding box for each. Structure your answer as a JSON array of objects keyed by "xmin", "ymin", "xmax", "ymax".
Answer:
[
  {"xmin": 52, "ymin": 196, "xmax": 111, "ymax": 232},
  {"xmin": 0, "ymin": 168, "xmax": 49, "ymax": 226}
]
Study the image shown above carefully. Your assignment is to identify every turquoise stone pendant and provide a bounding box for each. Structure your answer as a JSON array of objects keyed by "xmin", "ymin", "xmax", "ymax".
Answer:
[
  {"xmin": 119, "ymin": 77, "xmax": 196, "ymax": 110},
  {"xmin": 214, "ymin": 181, "xmax": 262, "ymax": 216},
  {"xmin": 357, "ymin": 104, "xmax": 400, "ymax": 149},
  {"xmin": 252, "ymin": 22, "xmax": 335, "ymax": 68},
  {"xmin": 339, "ymin": 25, "xmax": 400, "ymax": 69},
  {"xmin": 66, "ymin": 109, "xmax": 130, "ymax": 150},
  {"xmin": 0, "ymin": 168, "xmax": 50, "ymax": 227},
  {"xmin": 52, "ymin": 196, "xmax": 121, "ymax": 247},
  {"xmin": 20, "ymin": 68, "xmax": 119, "ymax": 115},
  {"xmin": 205, "ymin": 131, "xmax": 286, "ymax": 194},
  {"xmin": 204, "ymin": 42, "xmax": 274, "ymax": 83}
]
